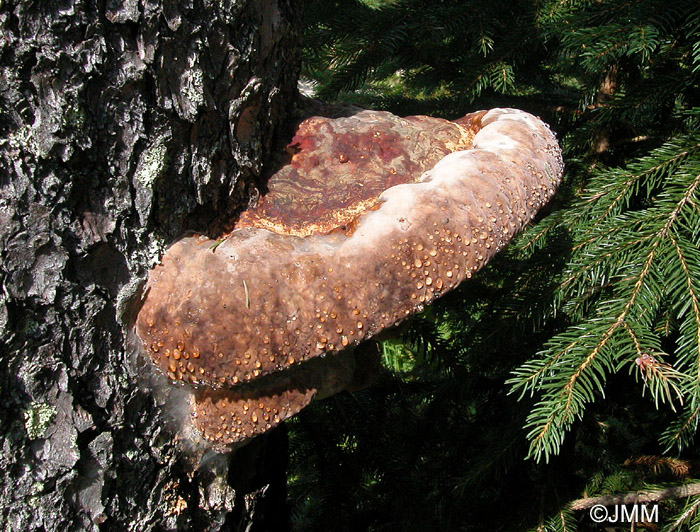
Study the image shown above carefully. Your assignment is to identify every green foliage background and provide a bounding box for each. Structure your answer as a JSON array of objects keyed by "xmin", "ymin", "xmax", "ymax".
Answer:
[{"xmin": 289, "ymin": 0, "xmax": 700, "ymax": 529}]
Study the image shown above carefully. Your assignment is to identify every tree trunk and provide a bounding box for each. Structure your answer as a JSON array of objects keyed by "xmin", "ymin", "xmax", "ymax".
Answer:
[{"xmin": 0, "ymin": 1, "xmax": 300, "ymax": 530}]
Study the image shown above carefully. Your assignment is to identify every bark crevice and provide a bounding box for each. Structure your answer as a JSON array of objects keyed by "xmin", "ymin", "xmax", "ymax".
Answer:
[{"xmin": 0, "ymin": 1, "xmax": 301, "ymax": 529}]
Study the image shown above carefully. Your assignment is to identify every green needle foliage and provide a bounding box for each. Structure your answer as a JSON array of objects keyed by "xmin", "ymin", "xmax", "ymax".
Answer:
[
  {"xmin": 509, "ymin": 127, "xmax": 700, "ymax": 462},
  {"xmin": 290, "ymin": 0, "xmax": 700, "ymax": 529}
]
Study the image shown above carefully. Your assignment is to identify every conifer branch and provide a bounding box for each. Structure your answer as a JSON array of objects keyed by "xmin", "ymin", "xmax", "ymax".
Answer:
[
  {"xmin": 668, "ymin": 231, "xmax": 700, "ymax": 380},
  {"xmin": 585, "ymin": 142, "xmax": 700, "ymax": 219},
  {"xmin": 666, "ymin": 496, "xmax": 700, "ymax": 531},
  {"xmin": 518, "ymin": 158, "xmax": 700, "ymax": 461}
]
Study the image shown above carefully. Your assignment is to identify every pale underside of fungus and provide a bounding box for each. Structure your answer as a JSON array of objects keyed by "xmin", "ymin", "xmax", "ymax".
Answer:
[{"xmin": 135, "ymin": 108, "xmax": 564, "ymax": 449}]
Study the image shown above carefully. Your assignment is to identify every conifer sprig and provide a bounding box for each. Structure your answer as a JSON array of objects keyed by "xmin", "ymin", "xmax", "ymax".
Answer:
[{"xmin": 509, "ymin": 131, "xmax": 700, "ymax": 461}]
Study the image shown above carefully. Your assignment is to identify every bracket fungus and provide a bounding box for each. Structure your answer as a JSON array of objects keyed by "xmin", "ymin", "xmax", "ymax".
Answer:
[{"xmin": 135, "ymin": 108, "xmax": 564, "ymax": 449}]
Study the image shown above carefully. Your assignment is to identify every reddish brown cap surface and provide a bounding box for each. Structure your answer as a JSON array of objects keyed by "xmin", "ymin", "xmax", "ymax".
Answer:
[
  {"xmin": 136, "ymin": 108, "xmax": 564, "ymax": 447},
  {"xmin": 237, "ymin": 111, "xmax": 482, "ymax": 236}
]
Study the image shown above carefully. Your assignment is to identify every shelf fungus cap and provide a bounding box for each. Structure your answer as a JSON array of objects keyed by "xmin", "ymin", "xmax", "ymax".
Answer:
[{"xmin": 136, "ymin": 108, "xmax": 564, "ymax": 448}]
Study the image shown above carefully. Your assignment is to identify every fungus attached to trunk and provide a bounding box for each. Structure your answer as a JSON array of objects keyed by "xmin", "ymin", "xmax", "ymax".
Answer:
[{"xmin": 135, "ymin": 108, "xmax": 564, "ymax": 449}]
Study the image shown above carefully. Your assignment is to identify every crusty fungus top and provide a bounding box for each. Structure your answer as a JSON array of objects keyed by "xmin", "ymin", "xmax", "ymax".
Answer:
[
  {"xmin": 135, "ymin": 108, "xmax": 564, "ymax": 447},
  {"xmin": 236, "ymin": 111, "xmax": 479, "ymax": 236}
]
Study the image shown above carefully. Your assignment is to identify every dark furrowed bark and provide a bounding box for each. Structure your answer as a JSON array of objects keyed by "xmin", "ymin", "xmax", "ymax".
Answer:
[{"xmin": 0, "ymin": 1, "xmax": 300, "ymax": 530}]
